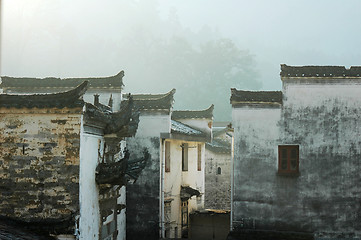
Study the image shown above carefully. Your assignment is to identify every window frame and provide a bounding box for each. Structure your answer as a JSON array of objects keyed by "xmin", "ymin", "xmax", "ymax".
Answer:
[
  {"xmin": 278, "ymin": 145, "xmax": 299, "ymax": 175},
  {"xmin": 182, "ymin": 143, "xmax": 188, "ymax": 171},
  {"xmin": 197, "ymin": 144, "xmax": 202, "ymax": 171},
  {"xmin": 165, "ymin": 141, "xmax": 171, "ymax": 172}
]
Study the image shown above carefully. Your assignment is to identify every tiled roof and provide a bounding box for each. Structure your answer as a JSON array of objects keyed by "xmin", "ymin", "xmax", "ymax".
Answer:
[
  {"xmin": 123, "ymin": 89, "xmax": 174, "ymax": 100},
  {"xmin": 0, "ymin": 71, "xmax": 124, "ymax": 90},
  {"xmin": 0, "ymin": 81, "xmax": 88, "ymax": 109},
  {"xmin": 171, "ymin": 120, "xmax": 204, "ymax": 136},
  {"xmin": 230, "ymin": 88, "xmax": 282, "ymax": 104},
  {"xmin": 172, "ymin": 104, "xmax": 214, "ymax": 120},
  {"xmin": 206, "ymin": 139, "xmax": 231, "ymax": 154},
  {"xmin": 128, "ymin": 89, "xmax": 176, "ymax": 111},
  {"xmin": 280, "ymin": 64, "xmax": 361, "ymax": 78}
]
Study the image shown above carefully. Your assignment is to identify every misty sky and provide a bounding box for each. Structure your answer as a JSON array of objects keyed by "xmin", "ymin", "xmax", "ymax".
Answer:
[{"xmin": 1, "ymin": 0, "xmax": 361, "ymax": 95}]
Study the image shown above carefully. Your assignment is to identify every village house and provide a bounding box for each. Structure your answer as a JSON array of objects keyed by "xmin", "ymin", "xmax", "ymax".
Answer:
[
  {"xmin": 229, "ymin": 64, "xmax": 361, "ymax": 240},
  {"xmin": 0, "ymin": 80, "xmax": 141, "ymax": 239},
  {"xmin": 123, "ymin": 90, "xmax": 213, "ymax": 239},
  {"xmin": 204, "ymin": 122, "xmax": 233, "ymax": 210},
  {"xmin": 0, "ymin": 70, "xmax": 124, "ymax": 111}
]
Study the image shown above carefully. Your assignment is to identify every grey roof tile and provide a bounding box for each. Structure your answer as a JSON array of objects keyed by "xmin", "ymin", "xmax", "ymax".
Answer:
[
  {"xmin": 0, "ymin": 81, "xmax": 88, "ymax": 109},
  {"xmin": 172, "ymin": 104, "xmax": 214, "ymax": 119},
  {"xmin": 1, "ymin": 71, "xmax": 124, "ymax": 90},
  {"xmin": 280, "ymin": 64, "xmax": 361, "ymax": 78},
  {"xmin": 230, "ymin": 88, "xmax": 282, "ymax": 104}
]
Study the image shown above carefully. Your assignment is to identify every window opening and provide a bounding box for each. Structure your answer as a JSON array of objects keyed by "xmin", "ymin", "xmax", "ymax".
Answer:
[
  {"xmin": 197, "ymin": 144, "xmax": 202, "ymax": 171},
  {"xmin": 165, "ymin": 142, "xmax": 171, "ymax": 172},
  {"xmin": 182, "ymin": 143, "xmax": 188, "ymax": 171},
  {"xmin": 278, "ymin": 145, "xmax": 299, "ymax": 174}
]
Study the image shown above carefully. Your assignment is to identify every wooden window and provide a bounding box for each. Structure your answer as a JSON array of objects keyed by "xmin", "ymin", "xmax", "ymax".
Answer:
[
  {"xmin": 197, "ymin": 144, "xmax": 202, "ymax": 171},
  {"xmin": 182, "ymin": 143, "xmax": 188, "ymax": 171},
  {"xmin": 278, "ymin": 145, "xmax": 299, "ymax": 175},
  {"xmin": 165, "ymin": 142, "xmax": 171, "ymax": 172}
]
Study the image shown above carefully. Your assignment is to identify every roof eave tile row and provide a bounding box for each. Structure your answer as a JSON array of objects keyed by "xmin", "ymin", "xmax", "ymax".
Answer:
[
  {"xmin": 230, "ymin": 88, "xmax": 282, "ymax": 105},
  {"xmin": 131, "ymin": 89, "xmax": 176, "ymax": 111},
  {"xmin": 0, "ymin": 81, "xmax": 88, "ymax": 109},
  {"xmin": 0, "ymin": 71, "xmax": 124, "ymax": 89},
  {"xmin": 280, "ymin": 64, "xmax": 361, "ymax": 78},
  {"xmin": 172, "ymin": 104, "xmax": 214, "ymax": 120}
]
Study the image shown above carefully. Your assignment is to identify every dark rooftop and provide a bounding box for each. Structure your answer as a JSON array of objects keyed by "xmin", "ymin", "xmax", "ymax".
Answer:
[
  {"xmin": 230, "ymin": 88, "xmax": 282, "ymax": 104},
  {"xmin": 123, "ymin": 89, "xmax": 174, "ymax": 100},
  {"xmin": 172, "ymin": 104, "xmax": 214, "ymax": 120},
  {"xmin": 280, "ymin": 64, "xmax": 361, "ymax": 78},
  {"xmin": 0, "ymin": 81, "xmax": 88, "ymax": 109},
  {"xmin": 0, "ymin": 71, "xmax": 124, "ymax": 90},
  {"xmin": 128, "ymin": 89, "xmax": 176, "ymax": 111},
  {"xmin": 171, "ymin": 120, "xmax": 205, "ymax": 137},
  {"xmin": 206, "ymin": 139, "xmax": 231, "ymax": 154}
]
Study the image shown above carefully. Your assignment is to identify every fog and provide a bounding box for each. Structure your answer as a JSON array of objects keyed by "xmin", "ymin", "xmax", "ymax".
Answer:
[{"xmin": 1, "ymin": 0, "xmax": 361, "ymax": 120}]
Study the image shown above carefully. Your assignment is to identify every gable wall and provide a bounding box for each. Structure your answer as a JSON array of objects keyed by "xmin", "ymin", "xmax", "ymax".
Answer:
[
  {"xmin": 231, "ymin": 80, "xmax": 361, "ymax": 237},
  {"xmin": 0, "ymin": 108, "xmax": 82, "ymax": 233}
]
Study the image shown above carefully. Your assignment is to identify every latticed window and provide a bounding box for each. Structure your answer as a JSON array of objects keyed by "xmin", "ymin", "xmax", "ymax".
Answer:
[{"xmin": 278, "ymin": 145, "xmax": 299, "ymax": 174}]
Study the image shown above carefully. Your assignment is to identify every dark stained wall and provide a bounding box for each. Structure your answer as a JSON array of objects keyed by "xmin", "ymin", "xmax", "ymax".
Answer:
[
  {"xmin": 126, "ymin": 136, "xmax": 160, "ymax": 240},
  {"xmin": 0, "ymin": 108, "xmax": 82, "ymax": 233},
  {"xmin": 231, "ymin": 82, "xmax": 361, "ymax": 238}
]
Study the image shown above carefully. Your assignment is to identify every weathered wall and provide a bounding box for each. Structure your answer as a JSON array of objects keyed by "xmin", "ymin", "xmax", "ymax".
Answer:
[
  {"xmin": 163, "ymin": 139, "xmax": 205, "ymax": 238},
  {"xmin": 126, "ymin": 136, "xmax": 161, "ymax": 240},
  {"xmin": 279, "ymin": 81, "xmax": 361, "ymax": 237},
  {"xmin": 136, "ymin": 114, "xmax": 171, "ymax": 138},
  {"xmin": 231, "ymin": 106, "xmax": 281, "ymax": 231},
  {"xmin": 205, "ymin": 150, "xmax": 231, "ymax": 210},
  {"xmin": 231, "ymin": 80, "xmax": 361, "ymax": 238},
  {"xmin": 0, "ymin": 108, "xmax": 82, "ymax": 233}
]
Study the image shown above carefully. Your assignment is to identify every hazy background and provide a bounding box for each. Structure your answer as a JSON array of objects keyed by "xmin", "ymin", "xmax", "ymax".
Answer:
[{"xmin": 1, "ymin": 0, "xmax": 361, "ymax": 120}]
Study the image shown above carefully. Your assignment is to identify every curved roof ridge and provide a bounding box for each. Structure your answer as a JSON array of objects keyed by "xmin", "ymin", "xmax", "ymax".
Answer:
[
  {"xmin": 0, "ymin": 71, "xmax": 124, "ymax": 89},
  {"xmin": 131, "ymin": 88, "xmax": 176, "ymax": 111},
  {"xmin": 0, "ymin": 81, "xmax": 88, "ymax": 109},
  {"xmin": 280, "ymin": 64, "xmax": 361, "ymax": 78},
  {"xmin": 130, "ymin": 88, "xmax": 176, "ymax": 101},
  {"xmin": 172, "ymin": 104, "xmax": 214, "ymax": 119},
  {"xmin": 230, "ymin": 88, "xmax": 282, "ymax": 104}
]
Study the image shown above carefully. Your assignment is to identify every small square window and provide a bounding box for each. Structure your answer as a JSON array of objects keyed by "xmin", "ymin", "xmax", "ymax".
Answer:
[{"xmin": 278, "ymin": 145, "xmax": 299, "ymax": 175}]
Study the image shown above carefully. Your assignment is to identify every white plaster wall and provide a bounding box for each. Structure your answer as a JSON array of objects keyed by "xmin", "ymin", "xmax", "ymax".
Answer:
[
  {"xmin": 164, "ymin": 139, "xmax": 182, "ymax": 238},
  {"xmin": 136, "ymin": 114, "xmax": 171, "ymax": 138},
  {"xmin": 283, "ymin": 82, "xmax": 361, "ymax": 156},
  {"xmin": 79, "ymin": 130, "xmax": 103, "ymax": 240},
  {"xmin": 231, "ymin": 106, "xmax": 281, "ymax": 224},
  {"xmin": 117, "ymin": 186, "xmax": 126, "ymax": 240}
]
